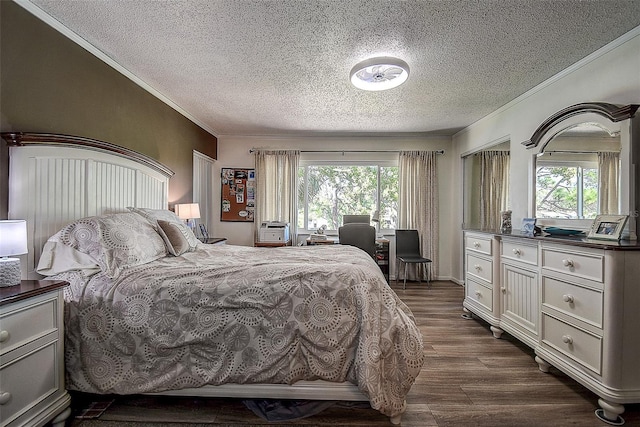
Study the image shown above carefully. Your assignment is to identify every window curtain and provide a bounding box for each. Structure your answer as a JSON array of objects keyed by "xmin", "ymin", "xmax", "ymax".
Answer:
[
  {"xmin": 398, "ymin": 151, "xmax": 438, "ymax": 281},
  {"xmin": 477, "ymin": 151, "xmax": 510, "ymax": 230},
  {"xmin": 254, "ymin": 149, "xmax": 300, "ymax": 243},
  {"xmin": 598, "ymin": 152, "xmax": 620, "ymax": 215}
]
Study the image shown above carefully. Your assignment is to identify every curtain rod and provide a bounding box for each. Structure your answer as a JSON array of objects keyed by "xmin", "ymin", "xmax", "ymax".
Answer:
[
  {"xmin": 249, "ymin": 148, "xmax": 445, "ymax": 154},
  {"xmin": 538, "ymin": 150, "xmax": 620, "ymax": 155}
]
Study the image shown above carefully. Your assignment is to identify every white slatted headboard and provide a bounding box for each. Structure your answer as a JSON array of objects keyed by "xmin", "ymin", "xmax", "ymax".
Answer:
[{"xmin": 4, "ymin": 133, "xmax": 173, "ymax": 279}]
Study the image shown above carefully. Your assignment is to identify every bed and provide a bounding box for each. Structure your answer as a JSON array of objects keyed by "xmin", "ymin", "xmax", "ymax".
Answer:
[{"xmin": 4, "ymin": 133, "xmax": 424, "ymax": 424}]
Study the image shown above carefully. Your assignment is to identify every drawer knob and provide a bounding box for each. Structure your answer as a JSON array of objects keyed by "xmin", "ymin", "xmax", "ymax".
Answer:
[
  {"xmin": 473, "ymin": 241, "xmax": 480, "ymax": 248},
  {"xmin": 501, "ymin": 287, "xmax": 506, "ymax": 293},
  {"xmin": 562, "ymin": 294, "xmax": 575, "ymax": 304},
  {"xmin": 562, "ymin": 259, "xmax": 574, "ymax": 268},
  {"xmin": 0, "ymin": 330, "xmax": 8, "ymax": 342},
  {"xmin": 512, "ymin": 248, "xmax": 522, "ymax": 256},
  {"xmin": 474, "ymin": 264, "xmax": 482, "ymax": 271},
  {"xmin": 562, "ymin": 335, "xmax": 574, "ymax": 345},
  {"xmin": 0, "ymin": 391, "xmax": 11, "ymax": 405},
  {"xmin": 475, "ymin": 290, "xmax": 482, "ymax": 297}
]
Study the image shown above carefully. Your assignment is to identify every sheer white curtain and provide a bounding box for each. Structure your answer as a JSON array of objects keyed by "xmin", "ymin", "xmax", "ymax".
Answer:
[
  {"xmin": 398, "ymin": 151, "xmax": 438, "ymax": 281},
  {"xmin": 254, "ymin": 150, "xmax": 300, "ymax": 243},
  {"xmin": 598, "ymin": 152, "xmax": 620, "ymax": 215},
  {"xmin": 478, "ymin": 151, "xmax": 510, "ymax": 230}
]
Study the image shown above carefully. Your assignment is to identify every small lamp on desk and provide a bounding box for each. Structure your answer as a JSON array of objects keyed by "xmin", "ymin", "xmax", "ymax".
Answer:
[
  {"xmin": 0, "ymin": 220, "xmax": 28, "ymax": 287},
  {"xmin": 175, "ymin": 203, "xmax": 201, "ymax": 231}
]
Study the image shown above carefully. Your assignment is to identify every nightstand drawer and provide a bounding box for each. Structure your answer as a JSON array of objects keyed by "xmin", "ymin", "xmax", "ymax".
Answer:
[
  {"xmin": 0, "ymin": 341, "xmax": 59, "ymax": 424},
  {"xmin": 541, "ymin": 313, "xmax": 602, "ymax": 375},
  {"xmin": 0, "ymin": 297, "xmax": 58, "ymax": 355}
]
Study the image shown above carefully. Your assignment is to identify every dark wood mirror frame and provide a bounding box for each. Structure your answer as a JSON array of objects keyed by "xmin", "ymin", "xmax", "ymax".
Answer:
[{"xmin": 522, "ymin": 102, "xmax": 639, "ymax": 149}]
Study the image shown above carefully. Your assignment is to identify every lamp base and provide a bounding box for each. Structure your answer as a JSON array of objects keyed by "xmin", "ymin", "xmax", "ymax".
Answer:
[{"xmin": 0, "ymin": 257, "xmax": 22, "ymax": 287}]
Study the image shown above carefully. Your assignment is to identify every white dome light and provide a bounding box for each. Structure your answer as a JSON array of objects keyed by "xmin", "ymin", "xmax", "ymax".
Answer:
[{"xmin": 350, "ymin": 57, "xmax": 410, "ymax": 91}]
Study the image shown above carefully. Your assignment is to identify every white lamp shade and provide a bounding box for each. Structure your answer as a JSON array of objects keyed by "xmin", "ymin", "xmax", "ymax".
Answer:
[
  {"xmin": 0, "ymin": 220, "xmax": 28, "ymax": 257},
  {"xmin": 175, "ymin": 203, "xmax": 201, "ymax": 220}
]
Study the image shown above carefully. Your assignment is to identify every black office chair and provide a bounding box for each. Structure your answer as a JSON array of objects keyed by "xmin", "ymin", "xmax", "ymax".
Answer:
[
  {"xmin": 395, "ymin": 229, "xmax": 432, "ymax": 289},
  {"xmin": 338, "ymin": 223, "xmax": 376, "ymax": 259}
]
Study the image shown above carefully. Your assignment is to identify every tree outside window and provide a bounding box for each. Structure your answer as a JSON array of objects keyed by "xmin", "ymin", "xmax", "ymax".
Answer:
[
  {"xmin": 536, "ymin": 164, "xmax": 598, "ymax": 219},
  {"xmin": 298, "ymin": 164, "xmax": 398, "ymax": 231}
]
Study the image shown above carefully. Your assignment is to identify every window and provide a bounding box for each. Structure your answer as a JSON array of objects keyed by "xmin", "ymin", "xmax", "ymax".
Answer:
[
  {"xmin": 298, "ymin": 161, "xmax": 398, "ymax": 231},
  {"xmin": 536, "ymin": 159, "xmax": 598, "ymax": 219}
]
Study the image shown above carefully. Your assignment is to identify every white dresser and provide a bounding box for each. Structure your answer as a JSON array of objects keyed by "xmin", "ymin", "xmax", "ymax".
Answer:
[
  {"xmin": 0, "ymin": 280, "xmax": 71, "ymax": 427},
  {"xmin": 462, "ymin": 232, "xmax": 503, "ymax": 338},
  {"xmin": 462, "ymin": 231, "xmax": 640, "ymax": 424}
]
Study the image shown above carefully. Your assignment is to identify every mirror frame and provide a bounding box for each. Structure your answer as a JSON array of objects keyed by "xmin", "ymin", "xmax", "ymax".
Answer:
[
  {"xmin": 523, "ymin": 102, "xmax": 640, "ymax": 240},
  {"xmin": 523, "ymin": 103, "xmax": 638, "ymax": 149}
]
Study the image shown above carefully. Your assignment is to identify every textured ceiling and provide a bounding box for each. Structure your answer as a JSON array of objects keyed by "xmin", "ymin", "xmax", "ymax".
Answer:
[{"xmin": 26, "ymin": 0, "xmax": 640, "ymax": 137}]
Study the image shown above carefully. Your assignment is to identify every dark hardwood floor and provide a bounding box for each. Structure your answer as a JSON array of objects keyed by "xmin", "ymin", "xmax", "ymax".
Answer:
[{"xmin": 67, "ymin": 281, "xmax": 640, "ymax": 426}]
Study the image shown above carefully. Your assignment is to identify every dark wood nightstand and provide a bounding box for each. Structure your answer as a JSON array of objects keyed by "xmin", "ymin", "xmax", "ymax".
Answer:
[
  {"xmin": 200, "ymin": 237, "xmax": 227, "ymax": 245},
  {"xmin": 0, "ymin": 280, "xmax": 71, "ymax": 427}
]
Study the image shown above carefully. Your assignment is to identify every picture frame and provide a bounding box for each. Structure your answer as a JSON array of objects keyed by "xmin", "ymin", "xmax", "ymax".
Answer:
[
  {"xmin": 521, "ymin": 218, "xmax": 536, "ymax": 236},
  {"xmin": 587, "ymin": 214, "xmax": 628, "ymax": 241}
]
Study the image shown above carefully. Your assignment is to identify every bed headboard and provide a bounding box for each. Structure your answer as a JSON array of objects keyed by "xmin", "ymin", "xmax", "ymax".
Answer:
[{"xmin": 2, "ymin": 132, "xmax": 174, "ymax": 279}]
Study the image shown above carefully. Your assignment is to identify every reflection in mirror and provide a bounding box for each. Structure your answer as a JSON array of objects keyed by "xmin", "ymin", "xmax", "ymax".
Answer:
[
  {"xmin": 463, "ymin": 141, "xmax": 510, "ymax": 230},
  {"xmin": 535, "ymin": 123, "xmax": 621, "ymax": 219}
]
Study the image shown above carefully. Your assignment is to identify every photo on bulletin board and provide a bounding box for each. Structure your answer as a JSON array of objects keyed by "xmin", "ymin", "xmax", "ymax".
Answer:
[{"xmin": 221, "ymin": 168, "xmax": 255, "ymax": 222}]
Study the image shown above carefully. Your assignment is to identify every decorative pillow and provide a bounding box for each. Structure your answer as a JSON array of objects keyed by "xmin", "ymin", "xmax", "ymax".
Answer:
[
  {"xmin": 127, "ymin": 207, "xmax": 199, "ymax": 255},
  {"xmin": 40, "ymin": 212, "xmax": 167, "ymax": 278},
  {"xmin": 156, "ymin": 220, "xmax": 192, "ymax": 256}
]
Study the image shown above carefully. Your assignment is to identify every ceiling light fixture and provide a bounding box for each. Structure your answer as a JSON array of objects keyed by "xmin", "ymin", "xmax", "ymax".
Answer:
[{"xmin": 350, "ymin": 57, "xmax": 410, "ymax": 91}]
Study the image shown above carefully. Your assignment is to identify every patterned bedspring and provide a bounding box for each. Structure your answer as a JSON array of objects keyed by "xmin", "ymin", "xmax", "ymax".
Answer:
[{"xmin": 54, "ymin": 244, "xmax": 424, "ymax": 417}]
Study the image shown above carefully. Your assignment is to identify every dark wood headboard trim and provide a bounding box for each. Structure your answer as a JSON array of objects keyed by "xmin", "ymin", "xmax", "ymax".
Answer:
[
  {"xmin": 522, "ymin": 103, "xmax": 639, "ymax": 149},
  {"xmin": 1, "ymin": 132, "xmax": 174, "ymax": 178}
]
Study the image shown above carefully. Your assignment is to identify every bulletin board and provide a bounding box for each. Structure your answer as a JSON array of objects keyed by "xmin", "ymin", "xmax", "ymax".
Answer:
[{"xmin": 221, "ymin": 168, "xmax": 255, "ymax": 221}]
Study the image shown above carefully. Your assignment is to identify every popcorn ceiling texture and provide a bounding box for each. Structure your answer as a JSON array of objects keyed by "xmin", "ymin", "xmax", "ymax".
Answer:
[{"xmin": 28, "ymin": 0, "xmax": 640, "ymax": 137}]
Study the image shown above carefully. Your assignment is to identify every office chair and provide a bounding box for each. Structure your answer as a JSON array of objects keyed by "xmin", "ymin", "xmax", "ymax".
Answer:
[
  {"xmin": 338, "ymin": 223, "xmax": 376, "ymax": 258},
  {"xmin": 395, "ymin": 229, "xmax": 432, "ymax": 289}
]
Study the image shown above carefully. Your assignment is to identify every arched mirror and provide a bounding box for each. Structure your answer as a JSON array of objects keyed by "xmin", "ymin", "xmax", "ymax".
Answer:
[{"xmin": 523, "ymin": 102, "xmax": 639, "ymax": 239}]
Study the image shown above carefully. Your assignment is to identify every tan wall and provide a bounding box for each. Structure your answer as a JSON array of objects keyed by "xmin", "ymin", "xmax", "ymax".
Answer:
[{"xmin": 0, "ymin": 1, "xmax": 217, "ymax": 217}]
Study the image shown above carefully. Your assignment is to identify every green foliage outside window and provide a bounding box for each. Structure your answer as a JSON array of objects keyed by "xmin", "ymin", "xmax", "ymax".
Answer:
[
  {"xmin": 536, "ymin": 165, "xmax": 598, "ymax": 219},
  {"xmin": 298, "ymin": 165, "xmax": 398, "ymax": 230}
]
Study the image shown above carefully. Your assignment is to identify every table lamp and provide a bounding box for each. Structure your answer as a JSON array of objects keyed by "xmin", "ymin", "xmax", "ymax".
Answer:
[
  {"xmin": 371, "ymin": 210, "xmax": 382, "ymax": 238},
  {"xmin": 175, "ymin": 203, "xmax": 201, "ymax": 230},
  {"xmin": 0, "ymin": 220, "xmax": 28, "ymax": 287}
]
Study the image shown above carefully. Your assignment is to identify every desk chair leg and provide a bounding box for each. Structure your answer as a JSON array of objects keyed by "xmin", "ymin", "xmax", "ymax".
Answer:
[
  {"xmin": 403, "ymin": 263, "xmax": 408, "ymax": 290},
  {"xmin": 395, "ymin": 260, "xmax": 399, "ymax": 286}
]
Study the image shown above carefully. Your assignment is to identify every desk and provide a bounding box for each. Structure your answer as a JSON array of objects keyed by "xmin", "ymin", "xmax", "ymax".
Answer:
[
  {"xmin": 375, "ymin": 238, "xmax": 390, "ymax": 281},
  {"xmin": 306, "ymin": 237, "xmax": 338, "ymax": 245},
  {"xmin": 255, "ymin": 240, "xmax": 291, "ymax": 247},
  {"xmin": 200, "ymin": 237, "xmax": 227, "ymax": 245}
]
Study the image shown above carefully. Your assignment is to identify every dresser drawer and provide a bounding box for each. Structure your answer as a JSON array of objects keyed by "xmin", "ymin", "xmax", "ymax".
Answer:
[
  {"xmin": 542, "ymin": 276, "xmax": 603, "ymax": 328},
  {"xmin": 0, "ymin": 341, "xmax": 59, "ymax": 424},
  {"xmin": 466, "ymin": 278, "xmax": 493, "ymax": 312},
  {"xmin": 0, "ymin": 297, "xmax": 58, "ymax": 355},
  {"xmin": 466, "ymin": 253, "xmax": 493, "ymax": 283},
  {"xmin": 465, "ymin": 234, "xmax": 493, "ymax": 256},
  {"xmin": 541, "ymin": 313, "xmax": 602, "ymax": 374},
  {"xmin": 541, "ymin": 246, "xmax": 604, "ymax": 283},
  {"xmin": 502, "ymin": 239, "xmax": 538, "ymax": 266}
]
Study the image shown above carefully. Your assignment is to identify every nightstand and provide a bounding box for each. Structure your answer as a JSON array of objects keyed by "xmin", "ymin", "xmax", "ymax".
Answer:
[
  {"xmin": 0, "ymin": 280, "xmax": 71, "ymax": 427},
  {"xmin": 375, "ymin": 238, "xmax": 390, "ymax": 282},
  {"xmin": 200, "ymin": 237, "xmax": 227, "ymax": 245}
]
